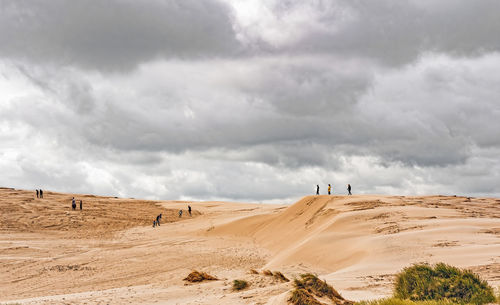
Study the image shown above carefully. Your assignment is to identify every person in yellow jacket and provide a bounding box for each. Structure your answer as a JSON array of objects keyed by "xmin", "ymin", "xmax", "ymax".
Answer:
[{"xmin": 328, "ymin": 184, "xmax": 331, "ymax": 195}]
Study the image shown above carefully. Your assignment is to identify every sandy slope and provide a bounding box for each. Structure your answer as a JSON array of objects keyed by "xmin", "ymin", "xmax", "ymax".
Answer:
[{"xmin": 1, "ymin": 188, "xmax": 499, "ymax": 304}]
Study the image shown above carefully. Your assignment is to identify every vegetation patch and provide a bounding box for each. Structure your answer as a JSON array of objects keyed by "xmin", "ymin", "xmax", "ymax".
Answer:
[
  {"xmin": 263, "ymin": 269, "xmax": 274, "ymax": 276},
  {"xmin": 290, "ymin": 273, "xmax": 352, "ymax": 305},
  {"xmin": 233, "ymin": 279, "xmax": 249, "ymax": 291},
  {"xmin": 274, "ymin": 271, "xmax": 290, "ymax": 282},
  {"xmin": 289, "ymin": 288, "xmax": 325, "ymax": 305},
  {"xmin": 394, "ymin": 263, "xmax": 495, "ymax": 305},
  {"xmin": 357, "ymin": 297, "xmax": 461, "ymax": 305},
  {"xmin": 183, "ymin": 270, "xmax": 218, "ymax": 282}
]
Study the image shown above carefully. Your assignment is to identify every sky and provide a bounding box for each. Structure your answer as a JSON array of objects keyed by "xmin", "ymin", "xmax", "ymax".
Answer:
[{"xmin": 1, "ymin": 0, "xmax": 499, "ymax": 202}]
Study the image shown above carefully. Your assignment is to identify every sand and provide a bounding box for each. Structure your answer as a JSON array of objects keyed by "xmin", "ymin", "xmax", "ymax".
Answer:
[{"xmin": 1, "ymin": 188, "xmax": 499, "ymax": 304}]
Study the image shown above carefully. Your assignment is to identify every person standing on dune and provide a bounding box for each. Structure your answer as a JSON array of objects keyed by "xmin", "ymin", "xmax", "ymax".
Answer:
[
  {"xmin": 36, "ymin": 189, "xmax": 39, "ymax": 198},
  {"xmin": 188, "ymin": 205, "xmax": 192, "ymax": 216},
  {"xmin": 72, "ymin": 197, "xmax": 76, "ymax": 210},
  {"xmin": 316, "ymin": 185, "xmax": 320, "ymax": 195},
  {"xmin": 80, "ymin": 200, "xmax": 82, "ymax": 210},
  {"xmin": 40, "ymin": 189, "xmax": 43, "ymax": 198},
  {"xmin": 347, "ymin": 184, "xmax": 352, "ymax": 195},
  {"xmin": 328, "ymin": 184, "xmax": 331, "ymax": 195}
]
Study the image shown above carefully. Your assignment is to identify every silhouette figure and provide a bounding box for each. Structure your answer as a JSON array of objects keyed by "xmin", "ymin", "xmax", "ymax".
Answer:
[
  {"xmin": 36, "ymin": 189, "xmax": 39, "ymax": 198},
  {"xmin": 328, "ymin": 184, "xmax": 331, "ymax": 195},
  {"xmin": 40, "ymin": 189, "xmax": 43, "ymax": 198},
  {"xmin": 347, "ymin": 184, "xmax": 352, "ymax": 195},
  {"xmin": 188, "ymin": 205, "xmax": 192, "ymax": 216},
  {"xmin": 72, "ymin": 197, "xmax": 76, "ymax": 210},
  {"xmin": 316, "ymin": 185, "xmax": 320, "ymax": 195},
  {"xmin": 80, "ymin": 200, "xmax": 82, "ymax": 210}
]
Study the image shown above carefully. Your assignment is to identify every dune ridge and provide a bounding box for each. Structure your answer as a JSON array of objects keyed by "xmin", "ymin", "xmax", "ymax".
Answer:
[{"xmin": 1, "ymin": 188, "xmax": 499, "ymax": 304}]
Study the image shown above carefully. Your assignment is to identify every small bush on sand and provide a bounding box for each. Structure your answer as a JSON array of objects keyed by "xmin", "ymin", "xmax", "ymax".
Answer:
[
  {"xmin": 357, "ymin": 297, "xmax": 460, "ymax": 305},
  {"xmin": 183, "ymin": 270, "xmax": 218, "ymax": 282},
  {"xmin": 274, "ymin": 271, "xmax": 290, "ymax": 282},
  {"xmin": 288, "ymin": 288, "xmax": 325, "ymax": 305},
  {"xmin": 394, "ymin": 263, "xmax": 495, "ymax": 305},
  {"xmin": 291, "ymin": 273, "xmax": 352, "ymax": 305},
  {"xmin": 294, "ymin": 273, "xmax": 344, "ymax": 300},
  {"xmin": 263, "ymin": 269, "xmax": 273, "ymax": 276},
  {"xmin": 233, "ymin": 279, "xmax": 249, "ymax": 291},
  {"xmin": 249, "ymin": 268, "xmax": 259, "ymax": 274}
]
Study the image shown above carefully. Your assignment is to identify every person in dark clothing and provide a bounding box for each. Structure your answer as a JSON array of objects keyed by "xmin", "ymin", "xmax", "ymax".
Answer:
[
  {"xmin": 36, "ymin": 189, "xmax": 39, "ymax": 198},
  {"xmin": 156, "ymin": 214, "xmax": 161, "ymax": 226},
  {"xmin": 178, "ymin": 209, "xmax": 183, "ymax": 218},
  {"xmin": 328, "ymin": 184, "xmax": 331, "ymax": 195},
  {"xmin": 79, "ymin": 200, "xmax": 82, "ymax": 210},
  {"xmin": 153, "ymin": 220, "xmax": 156, "ymax": 227},
  {"xmin": 316, "ymin": 185, "xmax": 320, "ymax": 195},
  {"xmin": 40, "ymin": 189, "xmax": 43, "ymax": 198},
  {"xmin": 188, "ymin": 205, "xmax": 192, "ymax": 216},
  {"xmin": 72, "ymin": 197, "xmax": 76, "ymax": 210},
  {"xmin": 347, "ymin": 184, "xmax": 352, "ymax": 195}
]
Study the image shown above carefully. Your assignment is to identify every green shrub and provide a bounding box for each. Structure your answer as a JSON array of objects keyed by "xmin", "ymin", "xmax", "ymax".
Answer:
[
  {"xmin": 394, "ymin": 263, "xmax": 495, "ymax": 305},
  {"xmin": 357, "ymin": 297, "xmax": 460, "ymax": 305},
  {"xmin": 233, "ymin": 279, "xmax": 249, "ymax": 291}
]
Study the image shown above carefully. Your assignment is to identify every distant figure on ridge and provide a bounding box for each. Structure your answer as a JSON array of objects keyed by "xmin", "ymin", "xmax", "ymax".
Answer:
[
  {"xmin": 178, "ymin": 209, "xmax": 183, "ymax": 218},
  {"xmin": 40, "ymin": 189, "xmax": 43, "ymax": 198},
  {"xmin": 156, "ymin": 214, "xmax": 161, "ymax": 226},
  {"xmin": 347, "ymin": 184, "xmax": 352, "ymax": 195},
  {"xmin": 316, "ymin": 185, "xmax": 320, "ymax": 195},
  {"xmin": 328, "ymin": 184, "xmax": 331, "ymax": 195},
  {"xmin": 79, "ymin": 200, "xmax": 82, "ymax": 210},
  {"xmin": 36, "ymin": 189, "xmax": 39, "ymax": 198},
  {"xmin": 188, "ymin": 205, "xmax": 192, "ymax": 216},
  {"xmin": 72, "ymin": 197, "xmax": 76, "ymax": 210}
]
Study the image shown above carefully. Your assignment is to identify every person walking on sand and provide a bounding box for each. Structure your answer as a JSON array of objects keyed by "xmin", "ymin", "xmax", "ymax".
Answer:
[
  {"xmin": 328, "ymin": 184, "xmax": 331, "ymax": 195},
  {"xmin": 72, "ymin": 197, "xmax": 76, "ymax": 210},
  {"xmin": 188, "ymin": 205, "xmax": 192, "ymax": 216},
  {"xmin": 316, "ymin": 184, "xmax": 320, "ymax": 195},
  {"xmin": 36, "ymin": 189, "xmax": 39, "ymax": 198},
  {"xmin": 79, "ymin": 200, "xmax": 82, "ymax": 210},
  {"xmin": 40, "ymin": 189, "xmax": 43, "ymax": 198},
  {"xmin": 178, "ymin": 209, "xmax": 183, "ymax": 218},
  {"xmin": 347, "ymin": 184, "xmax": 352, "ymax": 195},
  {"xmin": 156, "ymin": 214, "xmax": 161, "ymax": 226}
]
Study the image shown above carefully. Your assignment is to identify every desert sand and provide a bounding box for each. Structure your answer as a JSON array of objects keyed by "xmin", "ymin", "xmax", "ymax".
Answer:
[{"xmin": 1, "ymin": 187, "xmax": 499, "ymax": 304}]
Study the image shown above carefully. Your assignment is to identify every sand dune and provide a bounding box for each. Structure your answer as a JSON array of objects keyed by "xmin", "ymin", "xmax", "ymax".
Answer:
[{"xmin": 1, "ymin": 188, "xmax": 499, "ymax": 304}]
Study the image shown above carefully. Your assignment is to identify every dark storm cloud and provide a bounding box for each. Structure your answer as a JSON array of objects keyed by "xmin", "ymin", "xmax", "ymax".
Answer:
[
  {"xmin": 0, "ymin": 0, "xmax": 239, "ymax": 70},
  {"xmin": 1, "ymin": 1, "xmax": 500, "ymax": 200},
  {"xmin": 238, "ymin": 0, "xmax": 500, "ymax": 65}
]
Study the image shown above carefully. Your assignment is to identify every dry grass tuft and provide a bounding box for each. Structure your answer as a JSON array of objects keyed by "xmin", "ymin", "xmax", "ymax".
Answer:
[
  {"xmin": 233, "ymin": 279, "xmax": 249, "ymax": 291},
  {"xmin": 288, "ymin": 289, "xmax": 325, "ymax": 305},
  {"xmin": 273, "ymin": 271, "xmax": 290, "ymax": 282},
  {"xmin": 183, "ymin": 270, "xmax": 218, "ymax": 282},
  {"xmin": 262, "ymin": 269, "xmax": 273, "ymax": 276},
  {"xmin": 292, "ymin": 273, "xmax": 353, "ymax": 305}
]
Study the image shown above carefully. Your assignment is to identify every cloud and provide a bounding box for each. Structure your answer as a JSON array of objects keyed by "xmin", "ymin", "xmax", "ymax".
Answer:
[
  {"xmin": 0, "ymin": 0, "xmax": 240, "ymax": 71},
  {"xmin": 1, "ymin": 1, "xmax": 500, "ymax": 200},
  {"xmin": 229, "ymin": 0, "xmax": 500, "ymax": 65}
]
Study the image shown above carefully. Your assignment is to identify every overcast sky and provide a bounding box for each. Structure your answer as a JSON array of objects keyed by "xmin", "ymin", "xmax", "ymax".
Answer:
[{"xmin": 1, "ymin": 0, "xmax": 499, "ymax": 202}]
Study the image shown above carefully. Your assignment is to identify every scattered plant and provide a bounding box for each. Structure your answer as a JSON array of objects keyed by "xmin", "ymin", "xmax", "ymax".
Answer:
[
  {"xmin": 233, "ymin": 279, "xmax": 249, "ymax": 291},
  {"xmin": 274, "ymin": 271, "xmax": 290, "ymax": 282},
  {"xmin": 183, "ymin": 270, "xmax": 218, "ymax": 282}
]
